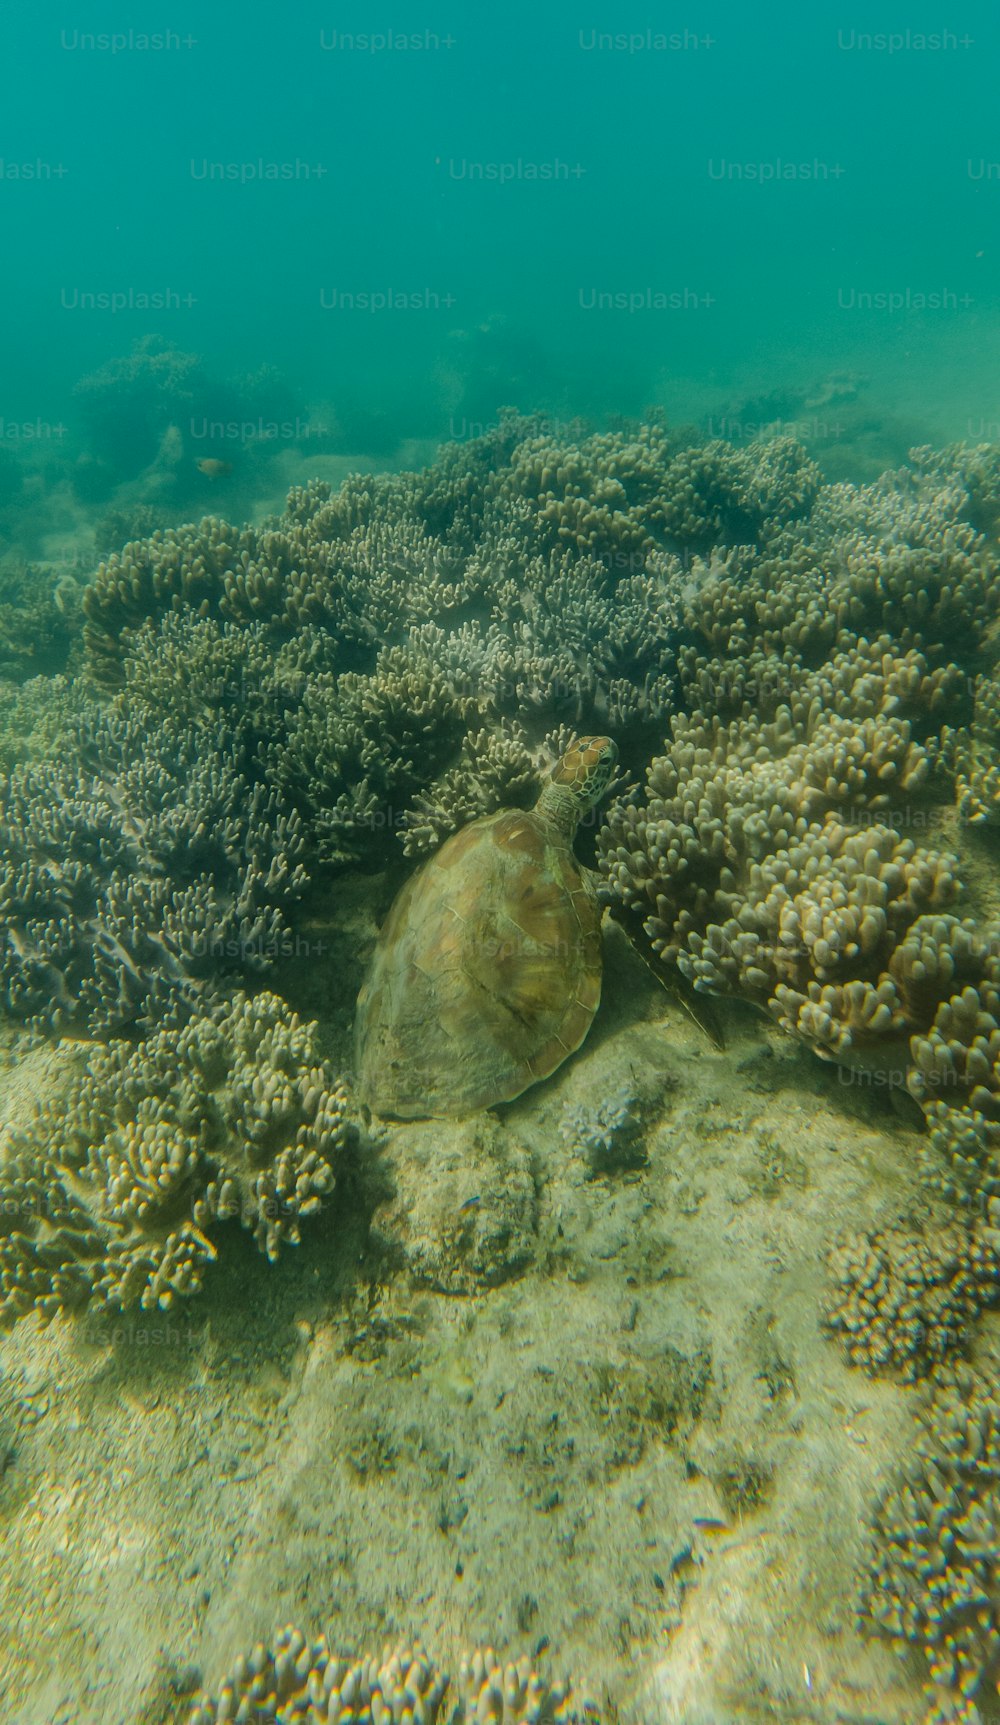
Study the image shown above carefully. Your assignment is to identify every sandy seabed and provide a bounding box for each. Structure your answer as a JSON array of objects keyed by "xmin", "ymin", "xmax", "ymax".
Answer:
[{"xmin": 0, "ymin": 920, "xmax": 943, "ymax": 1725}]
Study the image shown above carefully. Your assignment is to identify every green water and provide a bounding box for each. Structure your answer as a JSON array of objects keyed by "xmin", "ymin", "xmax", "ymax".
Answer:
[{"xmin": 2, "ymin": 2, "xmax": 997, "ymax": 461}]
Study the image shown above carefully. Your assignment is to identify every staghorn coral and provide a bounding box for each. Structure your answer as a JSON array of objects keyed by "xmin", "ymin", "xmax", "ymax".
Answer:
[
  {"xmin": 71, "ymin": 415, "xmax": 841, "ymax": 950},
  {"xmin": 486, "ymin": 424, "xmax": 668, "ymax": 562},
  {"xmin": 82, "ymin": 421, "xmax": 999, "ymax": 706},
  {"xmin": 862, "ymin": 1368, "xmax": 1000, "ymax": 1725},
  {"xmin": 910, "ymin": 441, "xmax": 1000, "ymax": 538},
  {"xmin": 81, "ymin": 413, "xmax": 817, "ymax": 704},
  {"xmin": 485, "ymin": 427, "xmax": 819, "ymax": 563},
  {"xmin": 0, "ymin": 672, "xmax": 94, "ymax": 777},
  {"xmin": 0, "ymin": 755, "xmax": 197, "ymax": 1033},
  {"xmin": 474, "ymin": 546, "xmax": 680, "ymax": 726},
  {"xmin": 83, "ymin": 514, "xmax": 264, "ymax": 681},
  {"xmin": 270, "ymin": 639, "xmax": 475, "ymax": 867},
  {"xmin": 651, "ymin": 434, "xmax": 821, "ymax": 547},
  {"xmin": 187, "ymin": 1626, "xmax": 589, "ymax": 1725},
  {"xmin": 825, "ymin": 1223, "xmax": 1000, "ymax": 1380},
  {"xmin": 0, "ymin": 991, "xmax": 351, "ymax": 1319},
  {"xmin": 0, "ymin": 692, "xmax": 308, "ymax": 1037}
]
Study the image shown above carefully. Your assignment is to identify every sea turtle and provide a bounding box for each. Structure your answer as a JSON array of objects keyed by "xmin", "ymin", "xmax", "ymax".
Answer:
[{"xmin": 355, "ymin": 736, "xmax": 619, "ymax": 1119}]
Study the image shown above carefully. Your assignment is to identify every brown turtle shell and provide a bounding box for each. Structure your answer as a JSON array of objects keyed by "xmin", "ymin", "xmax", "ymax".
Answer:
[{"xmin": 355, "ymin": 805, "xmax": 602, "ymax": 1119}]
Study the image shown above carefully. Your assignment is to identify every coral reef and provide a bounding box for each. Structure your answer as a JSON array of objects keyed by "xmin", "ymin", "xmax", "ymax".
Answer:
[
  {"xmin": 487, "ymin": 426, "xmax": 820, "ymax": 560},
  {"xmin": 911, "ymin": 440, "xmax": 1000, "ymax": 539},
  {"xmin": 0, "ymin": 613, "xmax": 313, "ymax": 1035},
  {"xmin": 74, "ymin": 334, "xmax": 205, "ymax": 477},
  {"xmin": 0, "ymin": 748, "xmax": 304, "ymax": 1036},
  {"xmin": 15, "ymin": 416, "xmax": 1000, "ymax": 1102},
  {"xmin": 863, "ymin": 1367, "xmax": 1000, "ymax": 1724},
  {"xmin": 79, "ymin": 414, "xmax": 823, "ymax": 732},
  {"xmin": 0, "ymin": 992, "xmax": 350, "ymax": 1319},
  {"xmin": 924, "ymin": 1103, "xmax": 1000, "ymax": 1227},
  {"xmin": 946, "ymin": 668, "xmax": 1000, "ymax": 830},
  {"xmin": 63, "ymin": 413, "xmax": 840, "ymax": 1029},
  {"xmin": 687, "ymin": 451, "xmax": 997, "ymax": 662},
  {"xmin": 597, "ymin": 638, "xmax": 968, "ymax": 1079},
  {"xmin": 0, "ymin": 673, "xmax": 92, "ymax": 777},
  {"xmin": 0, "ymin": 754, "xmax": 198, "ymax": 1033},
  {"xmin": 187, "ymin": 1626, "xmax": 588, "ymax": 1725},
  {"xmin": 11, "ymin": 410, "xmax": 1000, "ymax": 1715},
  {"xmin": 825, "ymin": 1223, "xmax": 1000, "ymax": 1380},
  {"xmin": 0, "ymin": 560, "xmax": 84, "ymax": 681},
  {"xmin": 72, "ymin": 335, "xmax": 306, "ymax": 498}
]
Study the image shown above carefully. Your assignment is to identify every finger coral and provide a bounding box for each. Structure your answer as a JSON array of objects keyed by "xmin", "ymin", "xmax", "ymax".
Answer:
[
  {"xmin": 863, "ymin": 1368, "xmax": 1000, "ymax": 1724},
  {"xmin": 945, "ymin": 668, "xmax": 1000, "ymax": 829},
  {"xmin": 0, "ymin": 991, "xmax": 351, "ymax": 1320},
  {"xmin": 187, "ymin": 1626, "xmax": 589, "ymax": 1725},
  {"xmin": 597, "ymin": 638, "xmax": 966, "ymax": 1074},
  {"xmin": 825, "ymin": 1223, "xmax": 1000, "ymax": 1380}
]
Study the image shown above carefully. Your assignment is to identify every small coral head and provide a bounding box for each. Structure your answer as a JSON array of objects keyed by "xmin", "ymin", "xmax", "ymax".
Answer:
[{"xmin": 550, "ymin": 735, "xmax": 618, "ymax": 808}]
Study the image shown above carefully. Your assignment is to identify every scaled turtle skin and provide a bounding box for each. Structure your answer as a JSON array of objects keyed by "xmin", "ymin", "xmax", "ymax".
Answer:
[{"xmin": 355, "ymin": 737, "xmax": 618, "ymax": 1119}]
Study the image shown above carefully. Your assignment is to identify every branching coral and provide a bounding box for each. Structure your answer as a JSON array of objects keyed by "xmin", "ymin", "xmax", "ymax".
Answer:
[
  {"xmin": 58, "ymin": 419, "xmax": 1000, "ymax": 1091},
  {"xmin": 597, "ymin": 639, "xmax": 966, "ymax": 1074},
  {"xmin": 683, "ymin": 455, "xmax": 997, "ymax": 666},
  {"xmin": 399, "ymin": 723, "xmax": 541, "ymax": 858},
  {"xmin": 0, "ymin": 992, "xmax": 351, "ymax": 1319},
  {"xmin": 0, "ymin": 693, "xmax": 308, "ymax": 1036},
  {"xmin": 943, "ymin": 669, "xmax": 1000, "ymax": 830},
  {"xmin": 863, "ymin": 1369, "xmax": 1000, "ymax": 1724},
  {"xmin": 826, "ymin": 1224, "xmax": 1000, "ymax": 1380},
  {"xmin": 187, "ymin": 1626, "xmax": 588, "ymax": 1725}
]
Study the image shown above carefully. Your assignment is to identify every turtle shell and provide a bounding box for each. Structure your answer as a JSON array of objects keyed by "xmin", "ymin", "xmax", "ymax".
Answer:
[{"xmin": 355, "ymin": 806, "xmax": 603, "ymax": 1119}]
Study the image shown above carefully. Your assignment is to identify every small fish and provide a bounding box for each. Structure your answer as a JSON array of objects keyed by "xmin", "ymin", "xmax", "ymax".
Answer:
[
  {"xmin": 692, "ymin": 1516, "xmax": 729, "ymax": 1535},
  {"xmin": 195, "ymin": 457, "xmax": 233, "ymax": 477},
  {"xmin": 458, "ymin": 1194, "xmax": 482, "ymax": 1212}
]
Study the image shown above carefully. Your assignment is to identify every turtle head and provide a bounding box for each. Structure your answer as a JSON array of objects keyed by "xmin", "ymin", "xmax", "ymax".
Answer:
[{"xmin": 548, "ymin": 735, "xmax": 618, "ymax": 812}]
